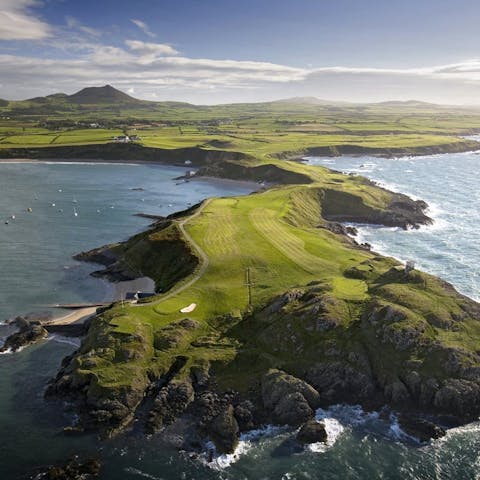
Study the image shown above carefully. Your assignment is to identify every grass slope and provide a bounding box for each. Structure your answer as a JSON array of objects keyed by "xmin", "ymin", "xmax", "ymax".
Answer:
[{"xmin": 67, "ymin": 162, "xmax": 477, "ymax": 409}]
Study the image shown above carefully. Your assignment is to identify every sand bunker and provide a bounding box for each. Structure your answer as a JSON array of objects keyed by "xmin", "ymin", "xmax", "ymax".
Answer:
[{"xmin": 180, "ymin": 303, "xmax": 197, "ymax": 313}]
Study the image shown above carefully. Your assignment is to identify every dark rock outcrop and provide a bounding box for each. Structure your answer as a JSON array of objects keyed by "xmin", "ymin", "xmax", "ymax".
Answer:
[
  {"xmin": 34, "ymin": 456, "xmax": 101, "ymax": 479},
  {"xmin": 0, "ymin": 320, "xmax": 47, "ymax": 352},
  {"xmin": 307, "ymin": 359, "xmax": 377, "ymax": 406},
  {"xmin": 262, "ymin": 369, "xmax": 320, "ymax": 426},
  {"xmin": 296, "ymin": 419, "xmax": 328, "ymax": 444},
  {"xmin": 208, "ymin": 405, "xmax": 240, "ymax": 454},
  {"xmin": 398, "ymin": 414, "xmax": 446, "ymax": 442},
  {"xmin": 147, "ymin": 379, "xmax": 195, "ymax": 433}
]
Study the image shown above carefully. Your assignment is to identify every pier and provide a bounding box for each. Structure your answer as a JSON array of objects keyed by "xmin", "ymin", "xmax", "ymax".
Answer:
[{"xmin": 47, "ymin": 302, "xmax": 109, "ymax": 310}]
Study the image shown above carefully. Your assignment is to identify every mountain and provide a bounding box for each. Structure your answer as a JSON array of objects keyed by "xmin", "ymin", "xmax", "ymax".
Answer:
[{"xmin": 67, "ymin": 85, "xmax": 142, "ymax": 105}]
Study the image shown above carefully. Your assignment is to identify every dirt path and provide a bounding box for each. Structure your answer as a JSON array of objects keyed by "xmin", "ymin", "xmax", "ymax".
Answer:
[{"xmin": 140, "ymin": 199, "xmax": 211, "ymax": 307}]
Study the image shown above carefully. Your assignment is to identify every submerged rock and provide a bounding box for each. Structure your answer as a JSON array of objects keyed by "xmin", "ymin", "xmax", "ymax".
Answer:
[
  {"xmin": 398, "ymin": 414, "xmax": 446, "ymax": 442},
  {"xmin": 34, "ymin": 456, "xmax": 101, "ymax": 479}
]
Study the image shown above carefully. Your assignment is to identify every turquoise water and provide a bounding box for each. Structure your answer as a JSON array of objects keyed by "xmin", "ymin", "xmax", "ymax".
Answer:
[{"xmin": 1, "ymin": 158, "xmax": 480, "ymax": 479}]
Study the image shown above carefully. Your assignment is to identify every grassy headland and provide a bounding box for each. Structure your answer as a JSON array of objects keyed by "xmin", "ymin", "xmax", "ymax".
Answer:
[
  {"xmin": 4, "ymin": 86, "xmax": 478, "ymax": 450},
  {"xmin": 47, "ymin": 157, "xmax": 480, "ymax": 449}
]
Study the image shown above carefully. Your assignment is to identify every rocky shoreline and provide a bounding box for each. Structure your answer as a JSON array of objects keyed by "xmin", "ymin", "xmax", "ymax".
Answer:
[
  {"xmin": 43, "ymin": 172, "xmax": 480, "ymax": 456},
  {"xmin": 6, "ymin": 154, "xmax": 478, "ymax": 471}
]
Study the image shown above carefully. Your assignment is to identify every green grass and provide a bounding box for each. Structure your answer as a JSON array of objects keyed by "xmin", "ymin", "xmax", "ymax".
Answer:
[
  {"xmin": 10, "ymin": 95, "xmax": 479, "ymax": 409},
  {"xmin": 1, "ymin": 98, "xmax": 480, "ymax": 157}
]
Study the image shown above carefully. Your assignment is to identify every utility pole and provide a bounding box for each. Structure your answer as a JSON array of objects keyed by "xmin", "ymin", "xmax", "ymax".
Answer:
[{"xmin": 245, "ymin": 267, "xmax": 252, "ymax": 307}]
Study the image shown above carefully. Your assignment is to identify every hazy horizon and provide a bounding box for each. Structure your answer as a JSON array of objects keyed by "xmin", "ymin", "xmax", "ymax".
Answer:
[{"xmin": 2, "ymin": 0, "xmax": 480, "ymax": 105}]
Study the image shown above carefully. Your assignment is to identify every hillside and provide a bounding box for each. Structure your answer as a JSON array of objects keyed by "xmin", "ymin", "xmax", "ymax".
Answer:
[
  {"xmin": 1, "ymin": 84, "xmax": 480, "ymax": 158},
  {"xmin": 67, "ymin": 85, "xmax": 143, "ymax": 105},
  {"xmin": 46, "ymin": 160, "xmax": 480, "ymax": 454}
]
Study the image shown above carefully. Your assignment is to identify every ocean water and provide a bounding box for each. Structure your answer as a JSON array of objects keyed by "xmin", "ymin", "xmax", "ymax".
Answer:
[
  {"xmin": 1, "ymin": 158, "xmax": 480, "ymax": 479},
  {"xmin": 0, "ymin": 162, "xmax": 254, "ymax": 479}
]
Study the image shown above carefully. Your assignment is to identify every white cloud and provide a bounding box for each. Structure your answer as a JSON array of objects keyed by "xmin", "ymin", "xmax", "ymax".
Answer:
[
  {"xmin": 125, "ymin": 39, "xmax": 179, "ymax": 56},
  {"xmin": 65, "ymin": 15, "xmax": 101, "ymax": 37},
  {"xmin": 131, "ymin": 19, "xmax": 156, "ymax": 38},
  {"xmin": 2, "ymin": 38, "xmax": 480, "ymax": 104},
  {"xmin": 0, "ymin": 0, "xmax": 51, "ymax": 40}
]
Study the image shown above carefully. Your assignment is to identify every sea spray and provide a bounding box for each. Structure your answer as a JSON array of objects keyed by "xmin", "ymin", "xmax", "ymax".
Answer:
[{"xmin": 199, "ymin": 425, "xmax": 288, "ymax": 469}]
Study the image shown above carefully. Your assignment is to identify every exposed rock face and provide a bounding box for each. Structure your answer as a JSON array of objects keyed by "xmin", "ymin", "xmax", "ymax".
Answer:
[
  {"xmin": 398, "ymin": 414, "xmax": 446, "ymax": 442},
  {"xmin": 208, "ymin": 405, "xmax": 240, "ymax": 454},
  {"xmin": 262, "ymin": 369, "xmax": 320, "ymax": 426},
  {"xmin": 323, "ymin": 222, "xmax": 358, "ymax": 237},
  {"xmin": 234, "ymin": 400, "xmax": 256, "ymax": 431},
  {"xmin": 307, "ymin": 360, "xmax": 377, "ymax": 405},
  {"xmin": 0, "ymin": 319, "xmax": 48, "ymax": 352},
  {"xmin": 296, "ymin": 419, "xmax": 328, "ymax": 444},
  {"xmin": 147, "ymin": 379, "xmax": 195, "ymax": 433},
  {"xmin": 433, "ymin": 379, "xmax": 480, "ymax": 417},
  {"xmin": 321, "ymin": 187, "xmax": 432, "ymax": 229}
]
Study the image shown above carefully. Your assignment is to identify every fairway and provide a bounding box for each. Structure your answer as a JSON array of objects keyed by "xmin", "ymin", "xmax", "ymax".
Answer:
[{"xmin": 249, "ymin": 207, "xmax": 329, "ymax": 274}]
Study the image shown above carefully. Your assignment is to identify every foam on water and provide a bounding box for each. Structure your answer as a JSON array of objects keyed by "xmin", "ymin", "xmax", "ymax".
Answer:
[
  {"xmin": 200, "ymin": 424, "xmax": 287, "ymax": 469},
  {"xmin": 124, "ymin": 467, "xmax": 165, "ymax": 479}
]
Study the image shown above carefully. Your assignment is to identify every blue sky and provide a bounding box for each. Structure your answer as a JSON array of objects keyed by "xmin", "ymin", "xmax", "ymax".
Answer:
[{"xmin": 1, "ymin": 0, "xmax": 480, "ymax": 103}]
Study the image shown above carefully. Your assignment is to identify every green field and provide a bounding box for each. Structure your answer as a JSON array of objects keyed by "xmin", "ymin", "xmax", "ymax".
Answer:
[{"xmin": 2, "ymin": 88, "xmax": 480, "ymax": 158}]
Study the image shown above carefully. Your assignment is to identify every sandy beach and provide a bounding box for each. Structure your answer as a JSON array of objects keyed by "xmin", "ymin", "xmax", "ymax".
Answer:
[
  {"xmin": 43, "ymin": 276, "xmax": 156, "ymax": 326},
  {"xmin": 44, "ymin": 307, "xmax": 98, "ymax": 326}
]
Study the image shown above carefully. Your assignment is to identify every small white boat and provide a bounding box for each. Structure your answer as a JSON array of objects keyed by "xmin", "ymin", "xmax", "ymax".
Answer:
[
  {"xmin": 10, "ymin": 215, "xmax": 15, "ymax": 220},
  {"xmin": 73, "ymin": 207, "xmax": 78, "ymax": 217},
  {"xmin": 168, "ymin": 204, "xmax": 173, "ymax": 207},
  {"xmin": 58, "ymin": 189, "xmax": 62, "ymax": 192},
  {"xmin": 96, "ymin": 209, "xmax": 101, "ymax": 213},
  {"xmin": 72, "ymin": 198, "xmax": 78, "ymax": 204},
  {"xmin": 51, "ymin": 203, "xmax": 56, "ymax": 207}
]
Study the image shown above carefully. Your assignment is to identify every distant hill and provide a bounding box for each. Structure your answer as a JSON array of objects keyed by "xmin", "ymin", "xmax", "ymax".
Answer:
[
  {"xmin": 67, "ymin": 85, "xmax": 142, "ymax": 105},
  {"xmin": 0, "ymin": 98, "xmax": 9, "ymax": 107},
  {"xmin": 373, "ymin": 100, "xmax": 439, "ymax": 107},
  {"xmin": 46, "ymin": 93, "xmax": 68, "ymax": 100},
  {"xmin": 272, "ymin": 96, "xmax": 339, "ymax": 105}
]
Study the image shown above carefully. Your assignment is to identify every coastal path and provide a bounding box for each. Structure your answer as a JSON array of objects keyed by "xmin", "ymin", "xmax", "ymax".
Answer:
[{"xmin": 137, "ymin": 198, "xmax": 212, "ymax": 307}]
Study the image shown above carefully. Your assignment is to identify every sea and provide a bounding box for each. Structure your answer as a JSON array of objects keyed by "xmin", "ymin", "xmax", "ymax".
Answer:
[{"xmin": 0, "ymin": 157, "xmax": 479, "ymax": 479}]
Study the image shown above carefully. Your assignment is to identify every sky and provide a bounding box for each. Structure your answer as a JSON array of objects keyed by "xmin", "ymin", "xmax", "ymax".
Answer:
[{"xmin": 1, "ymin": 0, "xmax": 480, "ymax": 104}]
